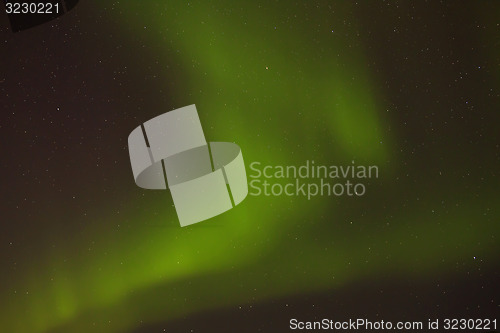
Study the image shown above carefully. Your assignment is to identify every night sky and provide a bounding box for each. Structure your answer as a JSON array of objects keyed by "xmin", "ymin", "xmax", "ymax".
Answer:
[{"xmin": 0, "ymin": 1, "xmax": 499, "ymax": 332}]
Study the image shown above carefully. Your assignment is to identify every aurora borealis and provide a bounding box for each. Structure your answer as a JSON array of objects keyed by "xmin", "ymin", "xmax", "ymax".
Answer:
[{"xmin": 0, "ymin": 1, "xmax": 498, "ymax": 332}]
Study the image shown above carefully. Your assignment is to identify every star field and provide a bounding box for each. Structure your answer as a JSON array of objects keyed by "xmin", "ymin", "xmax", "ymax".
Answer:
[{"xmin": 0, "ymin": 1, "xmax": 498, "ymax": 332}]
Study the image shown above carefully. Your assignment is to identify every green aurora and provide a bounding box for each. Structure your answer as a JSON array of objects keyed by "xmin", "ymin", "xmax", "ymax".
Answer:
[{"xmin": 0, "ymin": 1, "xmax": 498, "ymax": 332}]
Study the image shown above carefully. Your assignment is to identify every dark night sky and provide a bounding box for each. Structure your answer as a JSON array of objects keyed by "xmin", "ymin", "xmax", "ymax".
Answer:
[{"xmin": 0, "ymin": 1, "xmax": 498, "ymax": 332}]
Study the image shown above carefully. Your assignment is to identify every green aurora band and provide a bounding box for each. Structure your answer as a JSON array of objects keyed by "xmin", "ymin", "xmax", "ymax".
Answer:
[{"xmin": 1, "ymin": 1, "xmax": 498, "ymax": 332}]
